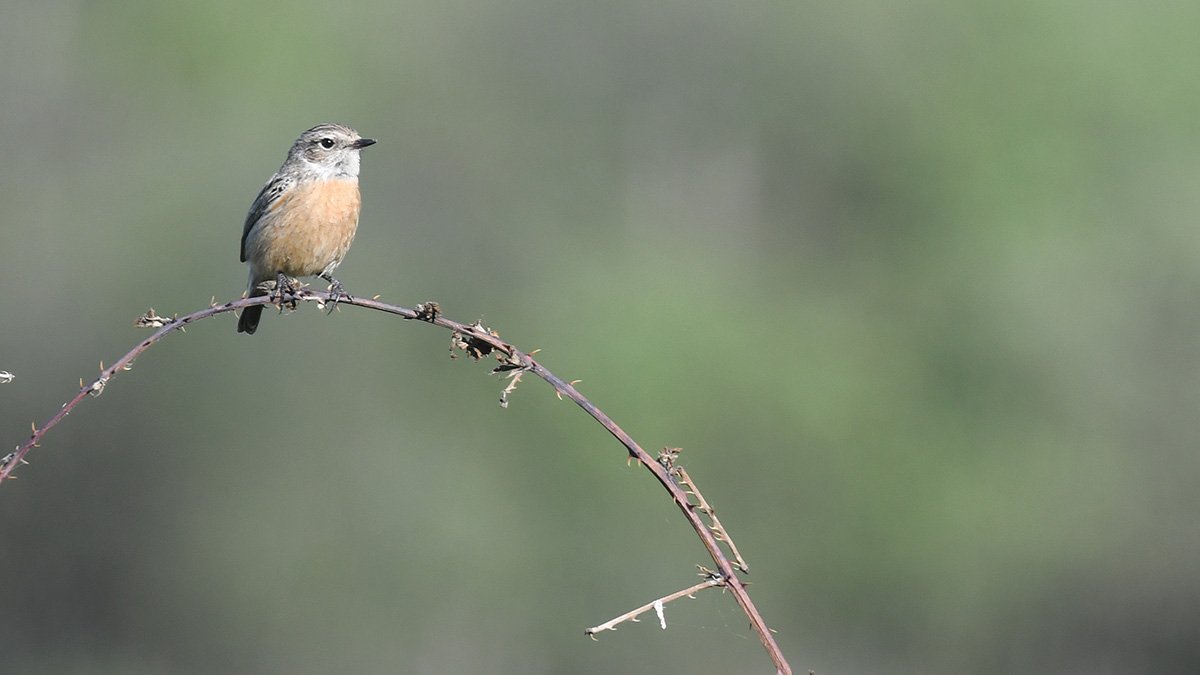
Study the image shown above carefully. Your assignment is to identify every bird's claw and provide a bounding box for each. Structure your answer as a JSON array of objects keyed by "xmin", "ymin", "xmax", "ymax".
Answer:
[
  {"xmin": 323, "ymin": 275, "xmax": 348, "ymax": 314},
  {"xmin": 271, "ymin": 273, "xmax": 299, "ymax": 311}
]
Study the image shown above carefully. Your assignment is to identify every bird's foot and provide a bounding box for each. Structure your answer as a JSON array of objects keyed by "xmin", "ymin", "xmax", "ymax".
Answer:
[
  {"xmin": 321, "ymin": 274, "xmax": 349, "ymax": 314},
  {"xmin": 271, "ymin": 273, "xmax": 299, "ymax": 311}
]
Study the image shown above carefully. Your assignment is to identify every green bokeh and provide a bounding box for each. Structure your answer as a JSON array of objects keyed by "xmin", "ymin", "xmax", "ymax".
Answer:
[{"xmin": 2, "ymin": 2, "xmax": 1198, "ymax": 672}]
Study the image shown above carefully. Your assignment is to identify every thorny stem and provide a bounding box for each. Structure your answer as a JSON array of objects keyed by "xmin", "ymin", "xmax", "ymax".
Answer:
[{"xmin": 1, "ymin": 289, "xmax": 793, "ymax": 675}]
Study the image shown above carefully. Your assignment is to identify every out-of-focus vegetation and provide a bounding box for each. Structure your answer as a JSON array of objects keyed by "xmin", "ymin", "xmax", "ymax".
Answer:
[{"xmin": 2, "ymin": 2, "xmax": 1198, "ymax": 672}]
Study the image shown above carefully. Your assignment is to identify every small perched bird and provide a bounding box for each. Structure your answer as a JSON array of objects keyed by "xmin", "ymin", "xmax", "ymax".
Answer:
[{"xmin": 237, "ymin": 123, "xmax": 376, "ymax": 334}]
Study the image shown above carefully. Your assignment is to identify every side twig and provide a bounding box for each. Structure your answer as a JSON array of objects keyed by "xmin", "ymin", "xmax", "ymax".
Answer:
[
  {"xmin": 586, "ymin": 566, "xmax": 727, "ymax": 638},
  {"xmin": 1, "ymin": 289, "xmax": 792, "ymax": 675}
]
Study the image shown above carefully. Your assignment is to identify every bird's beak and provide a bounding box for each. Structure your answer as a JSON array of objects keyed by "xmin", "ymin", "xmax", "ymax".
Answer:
[{"xmin": 352, "ymin": 138, "xmax": 377, "ymax": 149}]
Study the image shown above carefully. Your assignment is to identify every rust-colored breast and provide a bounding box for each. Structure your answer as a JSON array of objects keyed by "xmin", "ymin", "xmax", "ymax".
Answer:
[{"xmin": 248, "ymin": 178, "xmax": 361, "ymax": 279}]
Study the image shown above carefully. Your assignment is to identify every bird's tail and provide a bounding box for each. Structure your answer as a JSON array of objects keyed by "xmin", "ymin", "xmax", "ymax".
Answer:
[
  {"xmin": 238, "ymin": 270, "xmax": 271, "ymax": 335},
  {"xmin": 237, "ymin": 304, "xmax": 263, "ymax": 334}
]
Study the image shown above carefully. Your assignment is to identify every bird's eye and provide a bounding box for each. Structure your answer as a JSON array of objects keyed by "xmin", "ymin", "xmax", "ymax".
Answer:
[{"xmin": 319, "ymin": 138, "xmax": 335, "ymax": 149}]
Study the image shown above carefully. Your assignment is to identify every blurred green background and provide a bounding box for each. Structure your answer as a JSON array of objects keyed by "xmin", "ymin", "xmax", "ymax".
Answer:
[{"xmin": 2, "ymin": 1, "xmax": 1198, "ymax": 673}]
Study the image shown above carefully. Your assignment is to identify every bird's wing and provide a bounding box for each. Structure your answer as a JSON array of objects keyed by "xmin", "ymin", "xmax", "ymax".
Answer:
[{"xmin": 240, "ymin": 175, "xmax": 292, "ymax": 263}]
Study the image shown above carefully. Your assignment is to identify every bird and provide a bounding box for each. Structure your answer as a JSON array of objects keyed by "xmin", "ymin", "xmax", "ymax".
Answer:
[{"xmin": 237, "ymin": 122, "xmax": 376, "ymax": 334}]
